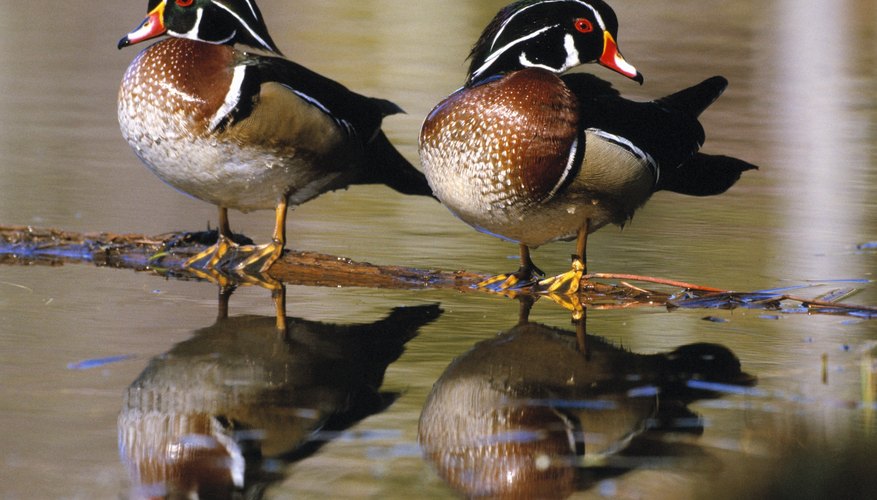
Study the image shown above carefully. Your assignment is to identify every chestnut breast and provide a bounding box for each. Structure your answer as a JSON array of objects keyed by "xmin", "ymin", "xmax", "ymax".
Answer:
[
  {"xmin": 420, "ymin": 69, "xmax": 580, "ymax": 220},
  {"xmin": 119, "ymin": 38, "xmax": 235, "ymax": 135},
  {"xmin": 118, "ymin": 38, "xmax": 356, "ymax": 211}
]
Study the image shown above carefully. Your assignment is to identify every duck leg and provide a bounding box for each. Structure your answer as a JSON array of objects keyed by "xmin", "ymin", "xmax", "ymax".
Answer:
[
  {"xmin": 477, "ymin": 243, "xmax": 545, "ymax": 291},
  {"xmin": 534, "ymin": 219, "xmax": 589, "ymax": 294},
  {"xmin": 233, "ymin": 197, "xmax": 288, "ymax": 274},
  {"xmin": 185, "ymin": 207, "xmax": 237, "ymax": 270}
]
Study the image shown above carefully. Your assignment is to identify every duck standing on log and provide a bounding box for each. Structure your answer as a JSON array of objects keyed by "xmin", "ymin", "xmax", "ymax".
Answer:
[
  {"xmin": 118, "ymin": 0, "xmax": 432, "ymax": 275},
  {"xmin": 419, "ymin": 0, "xmax": 757, "ymax": 293}
]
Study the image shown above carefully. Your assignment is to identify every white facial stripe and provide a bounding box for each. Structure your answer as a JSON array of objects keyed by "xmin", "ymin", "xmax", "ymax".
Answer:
[
  {"xmin": 240, "ymin": 0, "xmax": 260, "ymax": 20},
  {"xmin": 518, "ymin": 52, "xmax": 554, "ymax": 71},
  {"xmin": 209, "ymin": 64, "xmax": 247, "ymax": 131},
  {"xmin": 170, "ymin": 8, "xmax": 237, "ymax": 44},
  {"xmin": 576, "ymin": 0, "xmax": 607, "ymax": 30},
  {"xmin": 472, "ymin": 25, "xmax": 555, "ymax": 79},
  {"xmin": 562, "ymin": 33, "xmax": 580, "ymax": 69},
  {"xmin": 191, "ymin": 8, "xmax": 203, "ymax": 38},
  {"xmin": 517, "ymin": 33, "xmax": 581, "ymax": 72},
  {"xmin": 213, "ymin": 0, "xmax": 274, "ymax": 50},
  {"xmin": 491, "ymin": 0, "xmax": 607, "ymax": 51}
]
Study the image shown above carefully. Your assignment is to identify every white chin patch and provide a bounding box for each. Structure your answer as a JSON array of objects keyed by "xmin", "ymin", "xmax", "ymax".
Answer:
[{"xmin": 562, "ymin": 33, "xmax": 581, "ymax": 69}]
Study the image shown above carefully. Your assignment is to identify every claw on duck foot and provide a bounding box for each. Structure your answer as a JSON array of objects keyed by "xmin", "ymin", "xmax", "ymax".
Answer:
[
  {"xmin": 184, "ymin": 235, "xmax": 236, "ymax": 270},
  {"xmin": 232, "ymin": 240, "xmax": 284, "ymax": 274},
  {"xmin": 533, "ymin": 257, "xmax": 585, "ymax": 295},
  {"xmin": 476, "ymin": 267, "xmax": 542, "ymax": 292}
]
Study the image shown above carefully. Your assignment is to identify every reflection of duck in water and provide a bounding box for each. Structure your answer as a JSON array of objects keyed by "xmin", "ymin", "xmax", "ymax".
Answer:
[
  {"xmin": 419, "ymin": 300, "xmax": 755, "ymax": 499},
  {"xmin": 119, "ymin": 287, "xmax": 441, "ymax": 498}
]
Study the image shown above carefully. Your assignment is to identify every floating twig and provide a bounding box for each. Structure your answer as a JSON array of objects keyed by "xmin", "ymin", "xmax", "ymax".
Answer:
[{"xmin": 584, "ymin": 272, "xmax": 728, "ymax": 293}]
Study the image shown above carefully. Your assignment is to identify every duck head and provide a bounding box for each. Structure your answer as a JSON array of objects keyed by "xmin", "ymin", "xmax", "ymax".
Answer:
[
  {"xmin": 118, "ymin": 0, "xmax": 281, "ymax": 54},
  {"xmin": 467, "ymin": 0, "xmax": 643, "ymax": 85}
]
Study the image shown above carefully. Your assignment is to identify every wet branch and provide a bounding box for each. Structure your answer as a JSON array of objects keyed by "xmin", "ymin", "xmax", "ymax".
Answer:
[
  {"xmin": 1, "ymin": 224, "xmax": 874, "ymax": 318},
  {"xmin": 0, "ymin": 225, "xmax": 479, "ymax": 289},
  {"xmin": 584, "ymin": 273, "xmax": 728, "ymax": 293}
]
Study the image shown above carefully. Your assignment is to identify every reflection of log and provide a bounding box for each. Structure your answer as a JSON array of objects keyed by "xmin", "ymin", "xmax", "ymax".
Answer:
[{"xmin": 0, "ymin": 225, "xmax": 480, "ymax": 289}]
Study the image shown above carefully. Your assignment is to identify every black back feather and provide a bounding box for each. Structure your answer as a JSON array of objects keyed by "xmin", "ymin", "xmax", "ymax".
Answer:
[
  {"xmin": 567, "ymin": 74, "xmax": 707, "ymax": 172},
  {"xmin": 252, "ymin": 55, "xmax": 393, "ymax": 144},
  {"xmin": 563, "ymin": 74, "xmax": 757, "ymax": 194},
  {"xmin": 244, "ymin": 55, "xmax": 432, "ymax": 197}
]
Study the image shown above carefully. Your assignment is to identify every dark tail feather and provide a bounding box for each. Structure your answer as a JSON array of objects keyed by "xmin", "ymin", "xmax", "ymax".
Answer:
[
  {"xmin": 371, "ymin": 97, "xmax": 406, "ymax": 117},
  {"xmin": 360, "ymin": 131, "xmax": 436, "ymax": 198},
  {"xmin": 658, "ymin": 153, "xmax": 758, "ymax": 196},
  {"xmin": 657, "ymin": 76, "xmax": 728, "ymax": 118}
]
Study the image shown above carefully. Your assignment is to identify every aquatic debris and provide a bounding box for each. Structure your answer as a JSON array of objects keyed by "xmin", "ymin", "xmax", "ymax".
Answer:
[
  {"xmin": 666, "ymin": 288, "xmax": 877, "ymax": 318},
  {"xmin": 703, "ymin": 316, "xmax": 729, "ymax": 323},
  {"xmin": 67, "ymin": 354, "xmax": 135, "ymax": 370},
  {"xmin": 669, "ymin": 291, "xmax": 783, "ymax": 310}
]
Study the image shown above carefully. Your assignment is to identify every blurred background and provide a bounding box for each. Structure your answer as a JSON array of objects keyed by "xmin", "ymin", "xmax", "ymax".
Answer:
[{"xmin": 0, "ymin": 0, "xmax": 875, "ymax": 497}]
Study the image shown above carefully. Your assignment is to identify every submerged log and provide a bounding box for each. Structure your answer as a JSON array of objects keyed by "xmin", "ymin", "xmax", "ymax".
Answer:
[
  {"xmin": 0, "ymin": 225, "xmax": 665, "ymax": 305},
  {"xmin": 0, "ymin": 225, "xmax": 479, "ymax": 289},
  {"xmin": 1, "ymin": 224, "xmax": 874, "ymax": 318}
]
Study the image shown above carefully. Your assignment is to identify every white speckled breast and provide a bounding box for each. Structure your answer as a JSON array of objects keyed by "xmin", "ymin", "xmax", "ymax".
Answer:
[
  {"xmin": 118, "ymin": 39, "xmax": 353, "ymax": 212},
  {"xmin": 419, "ymin": 69, "xmax": 654, "ymax": 247}
]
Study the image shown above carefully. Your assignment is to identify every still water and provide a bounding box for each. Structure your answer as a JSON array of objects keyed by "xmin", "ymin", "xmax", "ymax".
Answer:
[{"xmin": 1, "ymin": 0, "xmax": 876, "ymax": 498}]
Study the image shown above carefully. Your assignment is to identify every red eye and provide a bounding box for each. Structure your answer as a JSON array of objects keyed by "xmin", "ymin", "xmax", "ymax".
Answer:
[
  {"xmin": 574, "ymin": 18, "xmax": 594, "ymax": 34},
  {"xmin": 176, "ymin": 0, "xmax": 194, "ymax": 6}
]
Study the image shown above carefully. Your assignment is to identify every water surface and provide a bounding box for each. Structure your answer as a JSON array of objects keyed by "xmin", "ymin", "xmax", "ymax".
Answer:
[{"xmin": 1, "ymin": 0, "xmax": 875, "ymax": 498}]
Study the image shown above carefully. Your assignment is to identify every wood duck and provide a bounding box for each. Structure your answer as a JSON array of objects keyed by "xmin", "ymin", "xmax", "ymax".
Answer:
[
  {"xmin": 419, "ymin": 0, "xmax": 757, "ymax": 293},
  {"xmin": 118, "ymin": 0, "xmax": 432, "ymax": 274}
]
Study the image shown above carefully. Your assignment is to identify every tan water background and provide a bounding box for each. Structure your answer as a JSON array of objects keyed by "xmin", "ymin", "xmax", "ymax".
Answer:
[{"xmin": 0, "ymin": 0, "xmax": 875, "ymax": 497}]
